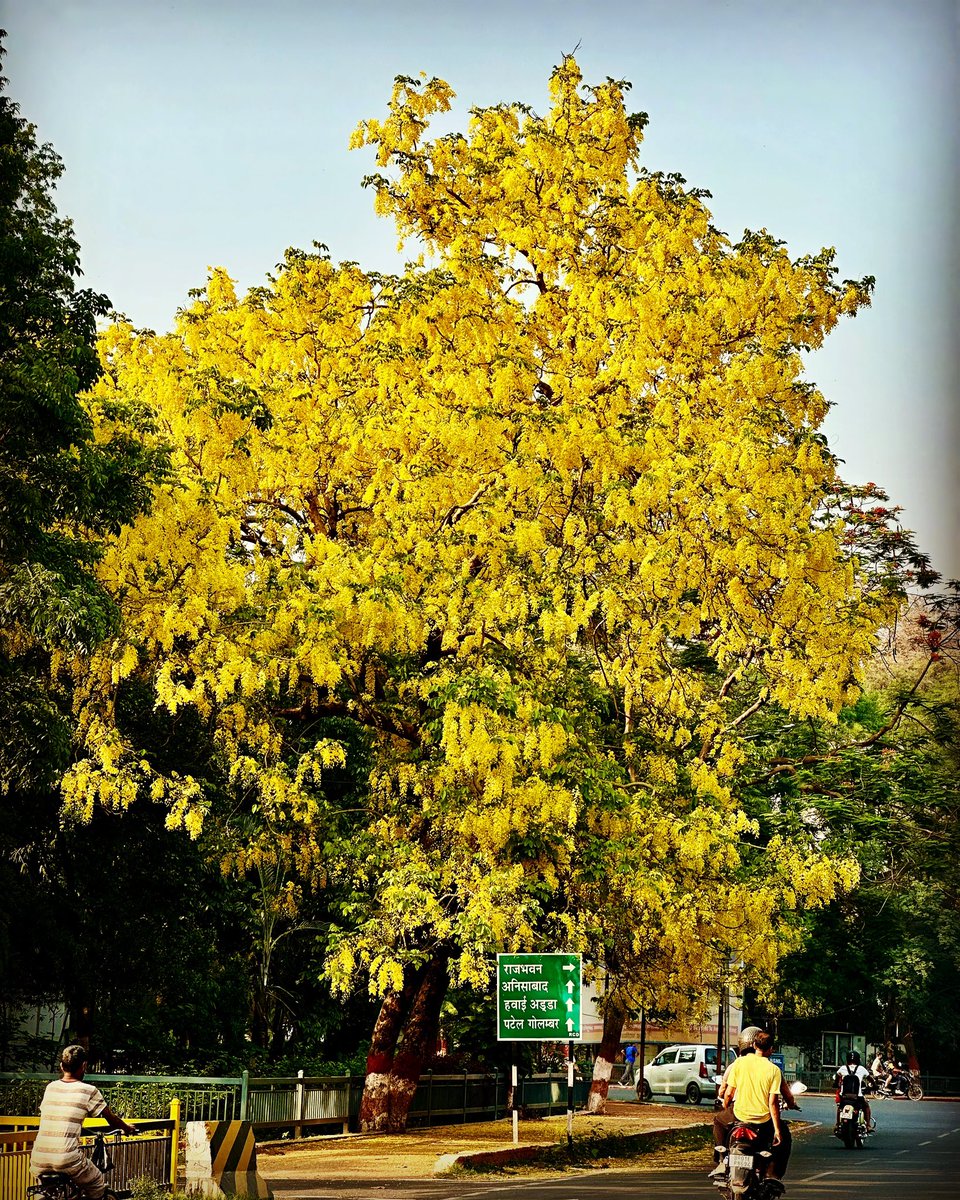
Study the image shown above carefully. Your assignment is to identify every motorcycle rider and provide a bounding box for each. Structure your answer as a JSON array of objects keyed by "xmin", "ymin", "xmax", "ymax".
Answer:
[
  {"xmin": 834, "ymin": 1050, "xmax": 873, "ymax": 1136},
  {"xmin": 875, "ymin": 1052, "xmax": 912, "ymax": 1095},
  {"xmin": 875, "ymin": 1045, "xmax": 910, "ymax": 1094},
  {"xmin": 709, "ymin": 1028, "xmax": 795, "ymax": 1187},
  {"xmin": 712, "ymin": 1024, "xmax": 764, "ymax": 1160}
]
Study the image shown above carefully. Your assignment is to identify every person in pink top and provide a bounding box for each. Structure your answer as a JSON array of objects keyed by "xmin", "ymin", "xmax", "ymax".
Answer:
[{"xmin": 31, "ymin": 1044, "xmax": 135, "ymax": 1199}]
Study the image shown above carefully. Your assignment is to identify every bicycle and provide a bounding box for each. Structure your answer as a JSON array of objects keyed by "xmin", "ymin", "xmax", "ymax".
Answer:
[{"xmin": 28, "ymin": 1128, "xmax": 132, "ymax": 1200}]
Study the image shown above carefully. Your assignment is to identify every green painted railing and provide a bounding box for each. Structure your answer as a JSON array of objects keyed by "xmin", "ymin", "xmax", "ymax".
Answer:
[
  {"xmin": 0, "ymin": 1072, "xmax": 240, "ymax": 1122},
  {"xmin": 0, "ymin": 1069, "xmax": 593, "ymax": 1136}
]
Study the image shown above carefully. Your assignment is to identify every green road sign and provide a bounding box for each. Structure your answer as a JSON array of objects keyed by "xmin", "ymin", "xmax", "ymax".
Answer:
[{"xmin": 496, "ymin": 953, "xmax": 582, "ymax": 1041}]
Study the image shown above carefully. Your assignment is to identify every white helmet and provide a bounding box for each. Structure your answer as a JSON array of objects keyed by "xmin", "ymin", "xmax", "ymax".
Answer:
[{"xmin": 738, "ymin": 1026, "xmax": 763, "ymax": 1052}]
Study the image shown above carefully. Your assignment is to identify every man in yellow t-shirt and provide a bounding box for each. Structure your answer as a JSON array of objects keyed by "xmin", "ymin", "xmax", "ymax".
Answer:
[{"xmin": 721, "ymin": 1031, "xmax": 787, "ymax": 1179}]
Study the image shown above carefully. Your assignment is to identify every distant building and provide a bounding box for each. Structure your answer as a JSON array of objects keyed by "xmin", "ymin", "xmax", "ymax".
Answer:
[{"xmin": 579, "ymin": 977, "xmax": 744, "ymax": 1059}]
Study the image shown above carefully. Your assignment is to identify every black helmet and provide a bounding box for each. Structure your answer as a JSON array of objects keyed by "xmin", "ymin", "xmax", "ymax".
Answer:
[{"xmin": 846, "ymin": 1050, "xmax": 861, "ymax": 1066}]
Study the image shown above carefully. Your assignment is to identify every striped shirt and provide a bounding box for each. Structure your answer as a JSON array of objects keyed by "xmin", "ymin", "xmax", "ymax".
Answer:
[{"xmin": 31, "ymin": 1079, "xmax": 107, "ymax": 1170}]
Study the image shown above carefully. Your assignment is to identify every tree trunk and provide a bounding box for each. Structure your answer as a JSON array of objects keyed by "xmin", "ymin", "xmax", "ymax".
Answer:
[
  {"xmin": 585, "ymin": 993, "xmax": 628, "ymax": 1114},
  {"xmin": 901, "ymin": 1026, "xmax": 920, "ymax": 1072},
  {"xmin": 358, "ymin": 970, "xmax": 423, "ymax": 1132},
  {"xmin": 385, "ymin": 952, "xmax": 450, "ymax": 1132},
  {"xmin": 70, "ymin": 993, "xmax": 93, "ymax": 1057}
]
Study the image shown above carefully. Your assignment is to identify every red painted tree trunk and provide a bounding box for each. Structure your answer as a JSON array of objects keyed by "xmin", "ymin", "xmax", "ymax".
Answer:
[
  {"xmin": 585, "ymin": 994, "xmax": 627, "ymax": 1114},
  {"xmin": 385, "ymin": 951, "xmax": 450, "ymax": 1132},
  {"xmin": 902, "ymin": 1027, "xmax": 920, "ymax": 1073},
  {"xmin": 358, "ymin": 970, "xmax": 422, "ymax": 1132}
]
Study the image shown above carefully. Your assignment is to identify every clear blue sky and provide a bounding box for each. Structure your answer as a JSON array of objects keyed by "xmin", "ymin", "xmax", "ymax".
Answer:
[{"xmin": 4, "ymin": 0, "xmax": 957, "ymax": 578}]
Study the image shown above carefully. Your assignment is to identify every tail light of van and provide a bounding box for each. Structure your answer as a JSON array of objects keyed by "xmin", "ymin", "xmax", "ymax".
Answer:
[{"xmin": 700, "ymin": 1063, "xmax": 709, "ymax": 1078}]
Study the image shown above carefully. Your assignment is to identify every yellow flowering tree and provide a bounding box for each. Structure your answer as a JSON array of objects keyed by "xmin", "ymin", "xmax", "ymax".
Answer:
[{"xmin": 66, "ymin": 59, "xmax": 895, "ymax": 1127}]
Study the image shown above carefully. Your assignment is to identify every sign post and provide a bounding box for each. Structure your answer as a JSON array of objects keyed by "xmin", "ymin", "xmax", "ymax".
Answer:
[
  {"xmin": 511, "ymin": 1059, "xmax": 518, "ymax": 1145},
  {"xmin": 567, "ymin": 1040, "xmax": 574, "ymax": 1148},
  {"xmin": 496, "ymin": 953, "xmax": 582, "ymax": 1042},
  {"xmin": 496, "ymin": 953, "xmax": 582, "ymax": 1146}
]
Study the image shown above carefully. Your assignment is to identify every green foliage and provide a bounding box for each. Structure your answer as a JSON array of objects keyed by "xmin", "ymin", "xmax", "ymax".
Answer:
[
  {"xmin": 0, "ymin": 1076, "xmax": 46, "ymax": 1115},
  {"xmin": 751, "ymin": 594, "xmax": 960, "ymax": 1067},
  {"xmin": 130, "ymin": 1183, "xmax": 239, "ymax": 1200},
  {"xmin": 0, "ymin": 30, "xmax": 162, "ymax": 1060}
]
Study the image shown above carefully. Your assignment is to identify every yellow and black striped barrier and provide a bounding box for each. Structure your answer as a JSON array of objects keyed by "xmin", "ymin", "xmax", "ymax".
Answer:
[{"xmin": 186, "ymin": 1119, "xmax": 272, "ymax": 1198}]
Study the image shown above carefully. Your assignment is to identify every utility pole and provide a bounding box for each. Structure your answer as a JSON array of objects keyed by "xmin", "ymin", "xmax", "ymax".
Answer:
[{"xmin": 716, "ymin": 975, "xmax": 727, "ymax": 1076}]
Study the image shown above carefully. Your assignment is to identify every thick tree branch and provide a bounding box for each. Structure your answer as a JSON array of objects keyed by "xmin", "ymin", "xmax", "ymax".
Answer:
[{"xmin": 274, "ymin": 697, "xmax": 421, "ymax": 746}]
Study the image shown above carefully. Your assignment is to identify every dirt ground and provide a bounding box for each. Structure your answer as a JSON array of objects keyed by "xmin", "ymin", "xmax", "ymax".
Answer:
[{"xmin": 257, "ymin": 1101, "xmax": 715, "ymax": 1182}]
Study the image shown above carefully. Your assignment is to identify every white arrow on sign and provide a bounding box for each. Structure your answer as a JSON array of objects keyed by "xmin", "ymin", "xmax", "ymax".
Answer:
[
  {"xmin": 566, "ymin": 998, "xmax": 574, "ymax": 1011},
  {"xmin": 566, "ymin": 980, "xmax": 575, "ymax": 993},
  {"xmin": 563, "ymin": 963, "xmax": 576, "ymax": 971},
  {"xmin": 566, "ymin": 1019, "xmax": 576, "ymax": 1032}
]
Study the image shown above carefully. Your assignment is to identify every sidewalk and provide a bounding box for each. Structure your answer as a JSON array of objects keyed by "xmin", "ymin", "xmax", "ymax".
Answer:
[{"xmin": 258, "ymin": 1100, "xmax": 715, "ymax": 1184}]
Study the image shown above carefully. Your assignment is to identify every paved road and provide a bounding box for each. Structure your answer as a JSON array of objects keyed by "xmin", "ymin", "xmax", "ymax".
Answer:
[{"xmin": 266, "ymin": 1096, "xmax": 960, "ymax": 1199}]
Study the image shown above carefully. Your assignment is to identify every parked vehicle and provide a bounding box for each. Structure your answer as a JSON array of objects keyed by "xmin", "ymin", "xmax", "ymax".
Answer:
[
  {"xmin": 638, "ymin": 1044, "xmax": 737, "ymax": 1105},
  {"xmin": 710, "ymin": 1120, "xmax": 784, "ymax": 1200}
]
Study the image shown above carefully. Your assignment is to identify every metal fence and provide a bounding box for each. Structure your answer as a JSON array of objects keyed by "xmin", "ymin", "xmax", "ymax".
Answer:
[
  {"xmin": 0, "ymin": 1129, "xmax": 35, "ymax": 1200},
  {"xmin": 0, "ymin": 1073, "xmax": 241, "ymax": 1123},
  {"xmin": 246, "ymin": 1073, "xmax": 356, "ymax": 1134},
  {"xmin": 240, "ymin": 1070, "xmax": 591, "ymax": 1134},
  {"xmin": 0, "ymin": 1070, "xmax": 592, "ymax": 1138}
]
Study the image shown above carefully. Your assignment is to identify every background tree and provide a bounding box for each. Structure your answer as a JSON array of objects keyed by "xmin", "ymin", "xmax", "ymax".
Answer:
[
  {"xmin": 0, "ymin": 31, "xmax": 159, "ymax": 1050},
  {"xmin": 745, "ymin": 587, "xmax": 960, "ymax": 1071}
]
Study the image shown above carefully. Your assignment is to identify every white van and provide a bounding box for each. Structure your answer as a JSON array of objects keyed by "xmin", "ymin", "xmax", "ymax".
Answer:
[{"xmin": 638, "ymin": 1043, "xmax": 737, "ymax": 1104}]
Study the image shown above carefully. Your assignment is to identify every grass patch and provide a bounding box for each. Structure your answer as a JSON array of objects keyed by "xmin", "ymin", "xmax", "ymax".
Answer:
[
  {"xmin": 128, "ymin": 1182, "xmax": 256, "ymax": 1200},
  {"xmin": 441, "ymin": 1123, "xmax": 714, "ymax": 1175}
]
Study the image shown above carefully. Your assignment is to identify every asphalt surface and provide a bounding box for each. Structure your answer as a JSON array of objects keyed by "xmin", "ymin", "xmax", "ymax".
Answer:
[{"xmin": 265, "ymin": 1094, "xmax": 960, "ymax": 1200}]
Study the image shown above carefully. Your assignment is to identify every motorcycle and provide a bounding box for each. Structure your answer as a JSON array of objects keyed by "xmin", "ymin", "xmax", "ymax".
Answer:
[
  {"xmin": 836, "ymin": 1098, "xmax": 868, "ymax": 1149},
  {"xmin": 864, "ymin": 1067, "xmax": 923, "ymax": 1101},
  {"xmin": 711, "ymin": 1122, "xmax": 784, "ymax": 1200},
  {"xmin": 710, "ymin": 1085, "xmax": 803, "ymax": 1200}
]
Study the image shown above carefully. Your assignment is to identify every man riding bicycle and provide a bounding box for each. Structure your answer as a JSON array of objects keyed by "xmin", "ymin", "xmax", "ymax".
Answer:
[{"xmin": 30, "ymin": 1044, "xmax": 135, "ymax": 1199}]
